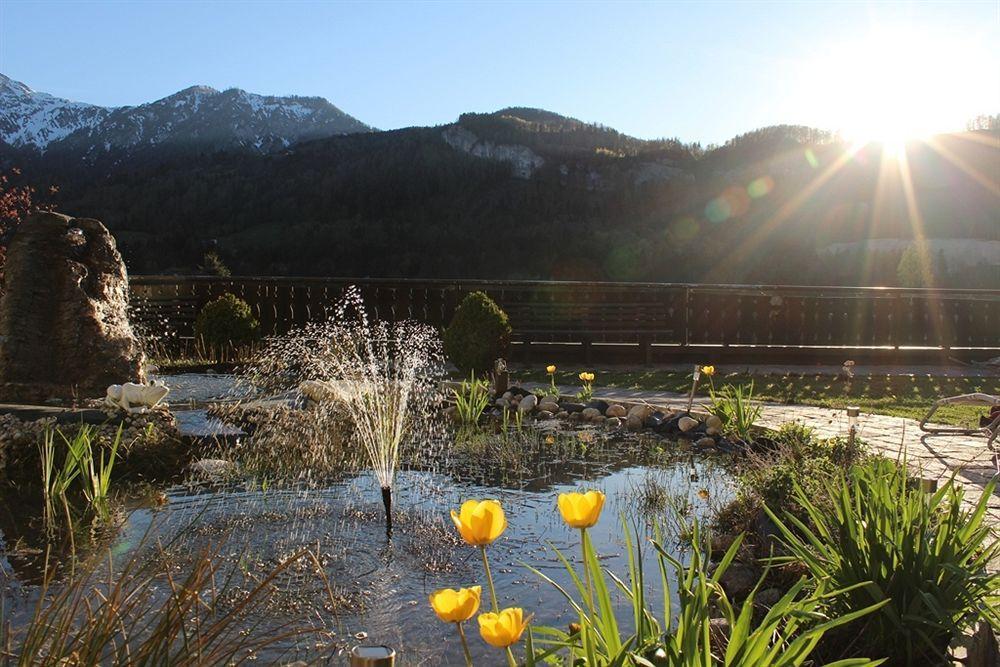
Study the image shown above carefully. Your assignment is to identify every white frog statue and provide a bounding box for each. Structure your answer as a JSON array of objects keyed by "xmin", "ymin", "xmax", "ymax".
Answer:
[{"xmin": 105, "ymin": 380, "xmax": 170, "ymax": 414}]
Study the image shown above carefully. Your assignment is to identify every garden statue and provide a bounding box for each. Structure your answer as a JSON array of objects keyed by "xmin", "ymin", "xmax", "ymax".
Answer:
[
  {"xmin": 105, "ymin": 381, "xmax": 169, "ymax": 413},
  {"xmin": 492, "ymin": 358, "xmax": 509, "ymax": 396},
  {"xmin": 0, "ymin": 211, "xmax": 145, "ymax": 403}
]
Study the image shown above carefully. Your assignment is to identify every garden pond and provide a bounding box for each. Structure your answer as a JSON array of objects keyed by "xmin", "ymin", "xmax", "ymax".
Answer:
[{"xmin": 0, "ymin": 373, "xmax": 737, "ymax": 664}]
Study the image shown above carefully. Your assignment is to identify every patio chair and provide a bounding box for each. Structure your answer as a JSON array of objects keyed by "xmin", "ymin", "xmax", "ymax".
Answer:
[{"xmin": 919, "ymin": 393, "xmax": 1000, "ymax": 474}]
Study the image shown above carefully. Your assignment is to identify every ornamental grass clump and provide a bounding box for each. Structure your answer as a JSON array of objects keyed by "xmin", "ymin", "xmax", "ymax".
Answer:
[
  {"xmin": 525, "ymin": 515, "xmax": 885, "ymax": 666},
  {"xmin": 764, "ymin": 457, "xmax": 1000, "ymax": 665},
  {"xmin": 452, "ymin": 371, "xmax": 490, "ymax": 426},
  {"xmin": 708, "ymin": 381, "xmax": 762, "ymax": 443}
]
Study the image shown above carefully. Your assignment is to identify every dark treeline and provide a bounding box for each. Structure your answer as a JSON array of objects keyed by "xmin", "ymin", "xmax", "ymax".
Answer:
[{"xmin": 3, "ymin": 110, "xmax": 997, "ymax": 287}]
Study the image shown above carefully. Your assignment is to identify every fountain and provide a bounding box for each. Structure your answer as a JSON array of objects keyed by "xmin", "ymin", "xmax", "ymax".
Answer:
[{"xmin": 235, "ymin": 287, "xmax": 445, "ymax": 535}]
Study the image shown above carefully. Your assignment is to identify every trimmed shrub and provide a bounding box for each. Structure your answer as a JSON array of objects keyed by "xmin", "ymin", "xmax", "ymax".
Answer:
[
  {"xmin": 194, "ymin": 293, "xmax": 260, "ymax": 349},
  {"xmin": 442, "ymin": 291, "xmax": 511, "ymax": 374}
]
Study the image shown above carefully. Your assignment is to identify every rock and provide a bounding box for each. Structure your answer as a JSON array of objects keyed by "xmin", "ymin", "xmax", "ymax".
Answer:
[
  {"xmin": 0, "ymin": 212, "xmax": 145, "ymax": 402},
  {"xmin": 627, "ymin": 404, "xmax": 652, "ymax": 420},
  {"xmin": 568, "ymin": 412, "xmax": 582, "ymax": 422},
  {"xmin": 591, "ymin": 415, "xmax": 606, "ymax": 424},
  {"xmin": 606, "ymin": 417, "xmax": 621, "ymax": 428},
  {"xmin": 518, "ymin": 394, "xmax": 537, "ymax": 413},
  {"xmin": 644, "ymin": 410, "xmax": 667, "ymax": 429},
  {"xmin": 678, "ymin": 416, "xmax": 700, "ymax": 433},
  {"xmin": 538, "ymin": 400, "xmax": 560, "ymax": 414},
  {"xmin": 502, "ymin": 391, "xmax": 513, "ymax": 401},
  {"xmin": 536, "ymin": 410, "xmax": 554, "ymax": 420},
  {"xmin": 710, "ymin": 533, "xmax": 739, "ymax": 553},
  {"xmin": 605, "ymin": 404, "xmax": 626, "ymax": 418},
  {"xmin": 581, "ymin": 407, "xmax": 602, "ymax": 421},
  {"xmin": 495, "ymin": 398, "xmax": 510, "ymax": 409},
  {"xmin": 695, "ymin": 436, "xmax": 716, "ymax": 448},
  {"xmin": 658, "ymin": 414, "xmax": 683, "ymax": 434},
  {"xmin": 558, "ymin": 402, "xmax": 585, "ymax": 413},
  {"xmin": 755, "ymin": 588, "xmax": 782, "ymax": 609},
  {"xmin": 719, "ymin": 563, "xmax": 757, "ymax": 599},
  {"xmin": 706, "ymin": 415, "xmax": 723, "ymax": 431},
  {"xmin": 443, "ymin": 406, "xmax": 460, "ymax": 422},
  {"xmin": 508, "ymin": 386, "xmax": 530, "ymax": 397},
  {"xmin": 626, "ymin": 414, "xmax": 643, "ymax": 431},
  {"xmin": 584, "ymin": 399, "xmax": 610, "ymax": 414},
  {"xmin": 555, "ymin": 411, "xmax": 568, "ymax": 419},
  {"xmin": 706, "ymin": 426, "xmax": 722, "ymax": 436}
]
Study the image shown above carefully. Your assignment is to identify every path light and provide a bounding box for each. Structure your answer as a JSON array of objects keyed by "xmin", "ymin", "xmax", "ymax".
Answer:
[
  {"xmin": 686, "ymin": 364, "xmax": 701, "ymax": 413},
  {"xmin": 350, "ymin": 645, "xmax": 395, "ymax": 666},
  {"xmin": 846, "ymin": 406, "xmax": 860, "ymax": 452}
]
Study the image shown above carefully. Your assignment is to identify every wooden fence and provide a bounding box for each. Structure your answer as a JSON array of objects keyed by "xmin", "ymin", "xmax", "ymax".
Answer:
[{"xmin": 129, "ymin": 276, "xmax": 1000, "ymax": 363}]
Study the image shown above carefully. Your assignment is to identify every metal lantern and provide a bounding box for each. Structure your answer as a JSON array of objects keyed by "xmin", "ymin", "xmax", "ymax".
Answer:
[{"xmin": 350, "ymin": 645, "xmax": 396, "ymax": 667}]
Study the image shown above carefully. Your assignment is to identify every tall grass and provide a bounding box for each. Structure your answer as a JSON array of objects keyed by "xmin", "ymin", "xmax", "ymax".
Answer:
[
  {"xmin": 0, "ymin": 537, "xmax": 330, "ymax": 665},
  {"xmin": 38, "ymin": 425, "xmax": 123, "ymax": 533},
  {"xmin": 526, "ymin": 518, "xmax": 886, "ymax": 666},
  {"xmin": 764, "ymin": 458, "xmax": 1000, "ymax": 665},
  {"xmin": 708, "ymin": 382, "xmax": 762, "ymax": 442},
  {"xmin": 452, "ymin": 372, "xmax": 490, "ymax": 426}
]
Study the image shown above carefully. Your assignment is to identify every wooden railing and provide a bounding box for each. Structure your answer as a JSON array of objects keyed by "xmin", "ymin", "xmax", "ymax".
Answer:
[{"xmin": 129, "ymin": 276, "xmax": 1000, "ymax": 362}]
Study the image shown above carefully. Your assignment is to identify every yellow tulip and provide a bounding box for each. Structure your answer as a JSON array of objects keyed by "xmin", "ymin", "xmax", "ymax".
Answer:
[
  {"xmin": 451, "ymin": 499, "xmax": 507, "ymax": 546},
  {"xmin": 546, "ymin": 365, "xmax": 557, "ymax": 374},
  {"xmin": 701, "ymin": 365, "xmax": 715, "ymax": 377},
  {"xmin": 478, "ymin": 607, "xmax": 530, "ymax": 648},
  {"xmin": 557, "ymin": 490, "xmax": 606, "ymax": 529},
  {"xmin": 429, "ymin": 586, "xmax": 481, "ymax": 623},
  {"xmin": 579, "ymin": 371, "xmax": 595, "ymax": 382}
]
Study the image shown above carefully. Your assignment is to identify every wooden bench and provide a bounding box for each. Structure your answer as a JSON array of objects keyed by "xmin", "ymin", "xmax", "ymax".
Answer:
[{"xmin": 501, "ymin": 300, "xmax": 674, "ymax": 364}]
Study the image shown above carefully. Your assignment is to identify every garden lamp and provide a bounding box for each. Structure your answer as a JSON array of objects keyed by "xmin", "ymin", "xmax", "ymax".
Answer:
[
  {"xmin": 351, "ymin": 645, "xmax": 395, "ymax": 666},
  {"xmin": 846, "ymin": 406, "xmax": 860, "ymax": 451}
]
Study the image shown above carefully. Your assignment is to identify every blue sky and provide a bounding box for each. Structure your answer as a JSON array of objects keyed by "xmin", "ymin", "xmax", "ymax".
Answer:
[{"xmin": 1, "ymin": 1, "xmax": 997, "ymax": 144}]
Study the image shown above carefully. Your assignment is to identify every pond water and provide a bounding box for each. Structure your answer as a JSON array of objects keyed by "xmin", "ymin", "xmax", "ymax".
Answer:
[{"xmin": 0, "ymin": 374, "xmax": 736, "ymax": 664}]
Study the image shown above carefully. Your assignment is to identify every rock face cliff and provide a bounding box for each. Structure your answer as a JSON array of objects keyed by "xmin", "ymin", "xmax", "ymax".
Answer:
[
  {"xmin": 0, "ymin": 212, "xmax": 144, "ymax": 403},
  {"xmin": 442, "ymin": 125, "xmax": 545, "ymax": 178}
]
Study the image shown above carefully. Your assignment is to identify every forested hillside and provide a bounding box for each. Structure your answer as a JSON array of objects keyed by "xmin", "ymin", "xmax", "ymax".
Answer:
[{"xmin": 2, "ymin": 108, "xmax": 997, "ymax": 286}]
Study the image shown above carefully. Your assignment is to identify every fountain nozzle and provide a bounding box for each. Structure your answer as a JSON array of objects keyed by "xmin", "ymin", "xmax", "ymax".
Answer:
[{"xmin": 381, "ymin": 486, "xmax": 393, "ymax": 537}]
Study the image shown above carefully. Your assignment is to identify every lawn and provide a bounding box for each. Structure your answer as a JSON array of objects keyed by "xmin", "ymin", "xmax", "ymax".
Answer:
[{"xmin": 513, "ymin": 367, "xmax": 1000, "ymax": 428}]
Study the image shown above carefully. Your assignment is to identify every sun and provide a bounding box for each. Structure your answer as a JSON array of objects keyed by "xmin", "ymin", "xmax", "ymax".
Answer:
[{"xmin": 808, "ymin": 26, "xmax": 996, "ymax": 147}]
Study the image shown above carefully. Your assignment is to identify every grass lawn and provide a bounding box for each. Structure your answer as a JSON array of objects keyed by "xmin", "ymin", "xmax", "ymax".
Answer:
[{"xmin": 513, "ymin": 368, "xmax": 999, "ymax": 428}]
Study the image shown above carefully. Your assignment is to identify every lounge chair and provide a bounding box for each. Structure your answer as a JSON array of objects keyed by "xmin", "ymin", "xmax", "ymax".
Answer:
[{"xmin": 919, "ymin": 393, "xmax": 1000, "ymax": 474}]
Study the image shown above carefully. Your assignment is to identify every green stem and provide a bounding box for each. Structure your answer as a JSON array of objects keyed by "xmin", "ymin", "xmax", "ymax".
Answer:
[
  {"xmin": 505, "ymin": 646, "xmax": 517, "ymax": 667},
  {"xmin": 456, "ymin": 622, "xmax": 473, "ymax": 667},
  {"xmin": 581, "ymin": 528, "xmax": 596, "ymax": 619},
  {"xmin": 480, "ymin": 545, "xmax": 500, "ymax": 612}
]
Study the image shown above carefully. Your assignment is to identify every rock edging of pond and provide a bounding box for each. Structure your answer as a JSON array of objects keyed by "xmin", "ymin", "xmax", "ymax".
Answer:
[{"xmin": 445, "ymin": 382, "xmax": 739, "ymax": 451}]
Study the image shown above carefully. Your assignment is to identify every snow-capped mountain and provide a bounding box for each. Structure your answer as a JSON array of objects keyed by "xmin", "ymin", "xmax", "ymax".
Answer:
[{"xmin": 0, "ymin": 73, "xmax": 371, "ymax": 157}]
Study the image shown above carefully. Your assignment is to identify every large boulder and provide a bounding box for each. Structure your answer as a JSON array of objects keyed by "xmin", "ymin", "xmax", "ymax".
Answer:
[{"xmin": 0, "ymin": 212, "xmax": 144, "ymax": 402}]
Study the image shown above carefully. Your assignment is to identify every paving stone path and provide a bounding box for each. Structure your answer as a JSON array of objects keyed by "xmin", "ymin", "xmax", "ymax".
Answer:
[{"xmin": 527, "ymin": 382, "xmax": 1000, "ymax": 528}]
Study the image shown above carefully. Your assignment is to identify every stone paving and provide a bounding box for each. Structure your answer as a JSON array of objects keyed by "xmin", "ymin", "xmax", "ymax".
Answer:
[{"xmin": 527, "ymin": 382, "xmax": 1000, "ymax": 527}]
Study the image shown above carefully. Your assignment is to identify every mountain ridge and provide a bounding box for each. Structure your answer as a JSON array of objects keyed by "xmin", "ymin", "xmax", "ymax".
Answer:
[{"xmin": 0, "ymin": 73, "xmax": 371, "ymax": 157}]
